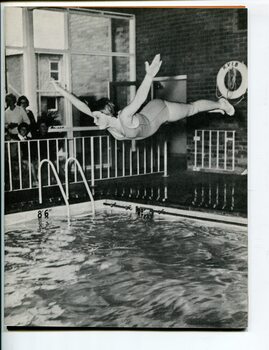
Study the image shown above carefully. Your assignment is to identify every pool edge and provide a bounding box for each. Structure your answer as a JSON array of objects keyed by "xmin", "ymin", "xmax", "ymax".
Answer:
[{"xmin": 5, "ymin": 199, "xmax": 247, "ymax": 228}]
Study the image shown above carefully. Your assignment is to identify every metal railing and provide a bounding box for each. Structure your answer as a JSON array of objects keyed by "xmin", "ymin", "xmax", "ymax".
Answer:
[
  {"xmin": 38, "ymin": 159, "xmax": 70, "ymax": 224},
  {"xmin": 65, "ymin": 157, "xmax": 95, "ymax": 216},
  {"xmin": 193, "ymin": 129, "xmax": 236, "ymax": 172},
  {"xmin": 4, "ymin": 134, "xmax": 168, "ymax": 192}
]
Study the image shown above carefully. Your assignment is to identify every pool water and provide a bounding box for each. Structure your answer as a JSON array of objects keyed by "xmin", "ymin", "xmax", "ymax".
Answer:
[{"xmin": 4, "ymin": 210, "xmax": 247, "ymax": 328}]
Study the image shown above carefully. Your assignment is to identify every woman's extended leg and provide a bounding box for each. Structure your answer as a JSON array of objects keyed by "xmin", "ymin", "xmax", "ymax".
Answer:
[{"xmin": 164, "ymin": 98, "xmax": 235, "ymax": 122}]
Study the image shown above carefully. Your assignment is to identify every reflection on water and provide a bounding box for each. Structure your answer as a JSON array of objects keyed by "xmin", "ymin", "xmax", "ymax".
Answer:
[{"xmin": 5, "ymin": 211, "xmax": 247, "ymax": 328}]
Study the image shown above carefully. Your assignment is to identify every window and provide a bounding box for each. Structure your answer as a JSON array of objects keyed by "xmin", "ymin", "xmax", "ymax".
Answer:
[
  {"xmin": 5, "ymin": 7, "xmax": 24, "ymax": 95},
  {"xmin": 5, "ymin": 7, "xmax": 135, "ymax": 135},
  {"xmin": 47, "ymin": 97, "xmax": 58, "ymax": 111},
  {"xmin": 33, "ymin": 9, "xmax": 65, "ymax": 49},
  {"xmin": 41, "ymin": 96, "xmax": 58, "ymax": 113},
  {"xmin": 49, "ymin": 60, "xmax": 60, "ymax": 81},
  {"xmin": 69, "ymin": 10, "xmax": 135, "ymax": 128}
]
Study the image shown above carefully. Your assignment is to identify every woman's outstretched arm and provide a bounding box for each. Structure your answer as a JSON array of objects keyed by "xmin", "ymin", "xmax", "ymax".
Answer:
[
  {"xmin": 51, "ymin": 80, "xmax": 93, "ymax": 117},
  {"xmin": 120, "ymin": 54, "xmax": 162, "ymax": 121}
]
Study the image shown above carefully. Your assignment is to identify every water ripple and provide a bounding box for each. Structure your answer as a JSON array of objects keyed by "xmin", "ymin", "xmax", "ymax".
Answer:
[{"xmin": 5, "ymin": 211, "xmax": 247, "ymax": 328}]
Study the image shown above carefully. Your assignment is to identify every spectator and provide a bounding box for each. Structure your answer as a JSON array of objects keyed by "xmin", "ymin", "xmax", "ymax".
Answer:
[
  {"xmin": 11, "ymin": 122, "xmax": 38, "ymax": 187},
  {"xmin": 36, "ymin": 119, "xmax": 49, "ymax": 139},
  {"xmin": 13, "ymin": 122, "xmax": 31, "ymax": 141},
  {"xmin": 36, "ymin": 118, "xmax": 65, "ymax": 156},
  {"xmin": 5, "ymin": 127, "xmax": 12, "ymax": 141},
  {"xmin": 17, "ymin": 95, "xmax": 37, "ymax": 138},
  {"xmin": 35, "ymin": 119, "xmax": 66, "ymax": 182},
  {"xmin": 5, "ymin": 94, "xmax": 30, "ymax": 138}
]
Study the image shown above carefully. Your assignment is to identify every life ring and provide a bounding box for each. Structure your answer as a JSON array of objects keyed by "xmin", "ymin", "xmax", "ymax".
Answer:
[{"xmin": 217, "ymin": 61, "xmax": 248, "ymax": 99}]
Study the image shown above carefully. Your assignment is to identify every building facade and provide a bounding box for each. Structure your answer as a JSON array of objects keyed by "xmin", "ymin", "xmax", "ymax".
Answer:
[{"xmin": 5, "ymin": 7, "xmax": 247, "ymax": 173}]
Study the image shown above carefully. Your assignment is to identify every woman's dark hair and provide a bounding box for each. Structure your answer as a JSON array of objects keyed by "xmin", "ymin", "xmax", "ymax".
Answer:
[
  {"xmin": 5, "ymin": 93, "xmax": 17, "ymax": 105},
  {"xmin": 17, "ymin": 95, "xmax": 29, "ymax": 107},
  {"xmin": 94, "ymin": 98, "xmax": 117, "ymax": 117}
]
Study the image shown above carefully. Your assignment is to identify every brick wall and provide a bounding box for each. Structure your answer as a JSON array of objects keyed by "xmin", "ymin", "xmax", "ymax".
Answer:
[{"xmin": 132, "ymin": 8, "xmax": 247, "ymax": 173}]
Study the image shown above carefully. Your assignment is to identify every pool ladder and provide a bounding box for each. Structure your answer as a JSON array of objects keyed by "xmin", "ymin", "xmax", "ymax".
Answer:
[{"xmin": 38, "ymin": 158, "xmax": 95, "ymax": 224}]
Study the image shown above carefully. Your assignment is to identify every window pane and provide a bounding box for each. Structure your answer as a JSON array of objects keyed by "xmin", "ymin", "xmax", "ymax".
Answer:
[
  {"xmin": 6, "ymin": 53, "xmax": 24, "ymax": 96},
  {"xmin": 50, "ymin": 62, "xmax": 59, "ymax": 71},
  {"xmin": 36, "ymin": 54, "xmax": 63, "ymax": 91},
  {"xmin": 47, "ymin": 97, "xmax": 56, "ymax": 110},
  {"xmin": 71, "ymin": 55, "xmax": 110, "ymax": 97},
  {"xmin": 110, "ymin": 85, "xmax": 133, "ymax": 111},
  {"xmin": 50, "ymin": 72, "xmax": 59, "ymax": 81},
  {"xmin": 5, "ymin": 7, "xmax": 23, "ymax": 47},
  {"xmin": 70, "ymin": 13, "xmax": 110, "ymax": 53},
  {"xmin": 33, "ymin": 10, "xmax": 65, "ymax": 49},
  {"xmin": 39, "ymin": 96, "xmax": 65, "ymax": 125},
  {"xmin": 71, "ymin": 54, "xmax": 110, "ymax": 127},
  {"xmin": 111, "ymin": 18, "xmax": 129, "ymax": 53},
  {"xmin": 112, "ymin": 56, "xmax": 130, "ymax": 81}
]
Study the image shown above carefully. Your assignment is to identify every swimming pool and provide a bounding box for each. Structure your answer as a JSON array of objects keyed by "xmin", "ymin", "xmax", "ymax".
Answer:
[{"xmin": 4, "ymin": 201, "xmax": 247, "ymax": 329}]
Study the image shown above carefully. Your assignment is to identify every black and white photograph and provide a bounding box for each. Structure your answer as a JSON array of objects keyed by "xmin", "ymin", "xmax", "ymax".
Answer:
[{"xmin": 2, "ymin": 2, "xmax": 249, "ymax": 330}]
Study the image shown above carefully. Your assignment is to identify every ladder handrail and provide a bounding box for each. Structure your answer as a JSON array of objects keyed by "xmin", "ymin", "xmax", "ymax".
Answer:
[
  {"xmin": 38, "ymin": 159, "xmax": 70, "ymax": 222},
  {"xmin": 65, "ymin": 157, "xmax": 95, "ymax": 216}
]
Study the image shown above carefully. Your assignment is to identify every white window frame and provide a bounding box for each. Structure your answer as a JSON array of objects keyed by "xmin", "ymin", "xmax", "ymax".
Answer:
[
  {"xmin": 49, "ymin": 59, "xmax": 61, "ymax": 82},
  {"xmin": 46, "ymin": 96, "xmax": 58, "ymax": 112}
]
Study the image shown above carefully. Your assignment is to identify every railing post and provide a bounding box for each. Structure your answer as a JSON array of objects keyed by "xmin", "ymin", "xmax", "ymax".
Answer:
[
  {"xmin": 201, "ymin": 130, "xmax": 204, "ymax": 169},
  {"xmin": 194, "ymin": 129, "xmax": 197, "ymax": 170},
  {"xmin": 163, "ymin": 139, "xmax": 168, "ymax": 177},
  {"xmin": 232, "ymin": 131, "xmax": 235, "ymax": 171},
  {"xmin": 28, "ymin": 141, "xmax": 32, "ymax": 188},
  {"xmin": 18, "ymin": 142, "xmax": 22, "ymax": 190},
  {"xmin": 150, "ymin": 141, "xmax": 153, "ymax": 173},
  {"xmin": 107, "ymin": 136, "xmax": 110, "ymax": 178},
  {"xmin": 82, "ymin": 137, "xmax": 86, "ymax": 171},
  {"xmin": 46, "ymin": 139, "xmax": 51, "ymax": 186},
  {"xmin": 129, "ymin": 144, "xmax": 133, "ymax": 176},
  {"xmin": 209, "ymin": 130, "xmax": 212, "ymax": 170},
  {"xmin": 99, "ymin": 136, "xmax": 102, "ymax": 179},
  {"xmin": 137, "ymin": 146, "xmax": 139, "ymax": 175},
  {"xmin": 56, "ymin": 139, "xmax": 60, "ymax": 173},
  {"xmin": 216, "ymin": 130, "xmax": 219, "ymax": 169},
  {"xmin": 157, "ymin": 143, "xmax": 160, "ymax": 172},
  {"xmin": 7, "ymin": 142, "xmax": 13, "ymax": 191},
  {"xmin": 122, "ymin": 142, "xmax": 125, "ymax": 177},
  {"xmin": 115, "ymin": 139, "xmax": 118, "ymax": 178},
  {"xmin": 90, "ymin": 137, "xmax": 95, "ymax": 187},
  {"xmin": 224, "ymin": 131, "xmax": 227, "ymax": 171},
  {"xmin": 144, "ymin": 144, "xmax": 147, "ymax": 174},
  {"xmin": 74, "ymin": 138, "xmax": 77, "ymax": 182}
]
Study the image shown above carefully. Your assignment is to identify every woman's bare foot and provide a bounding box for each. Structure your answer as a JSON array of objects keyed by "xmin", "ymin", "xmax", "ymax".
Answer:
[{"xmin": 218, "ymin": 98, "xmax": 235, "ymax": 116}]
